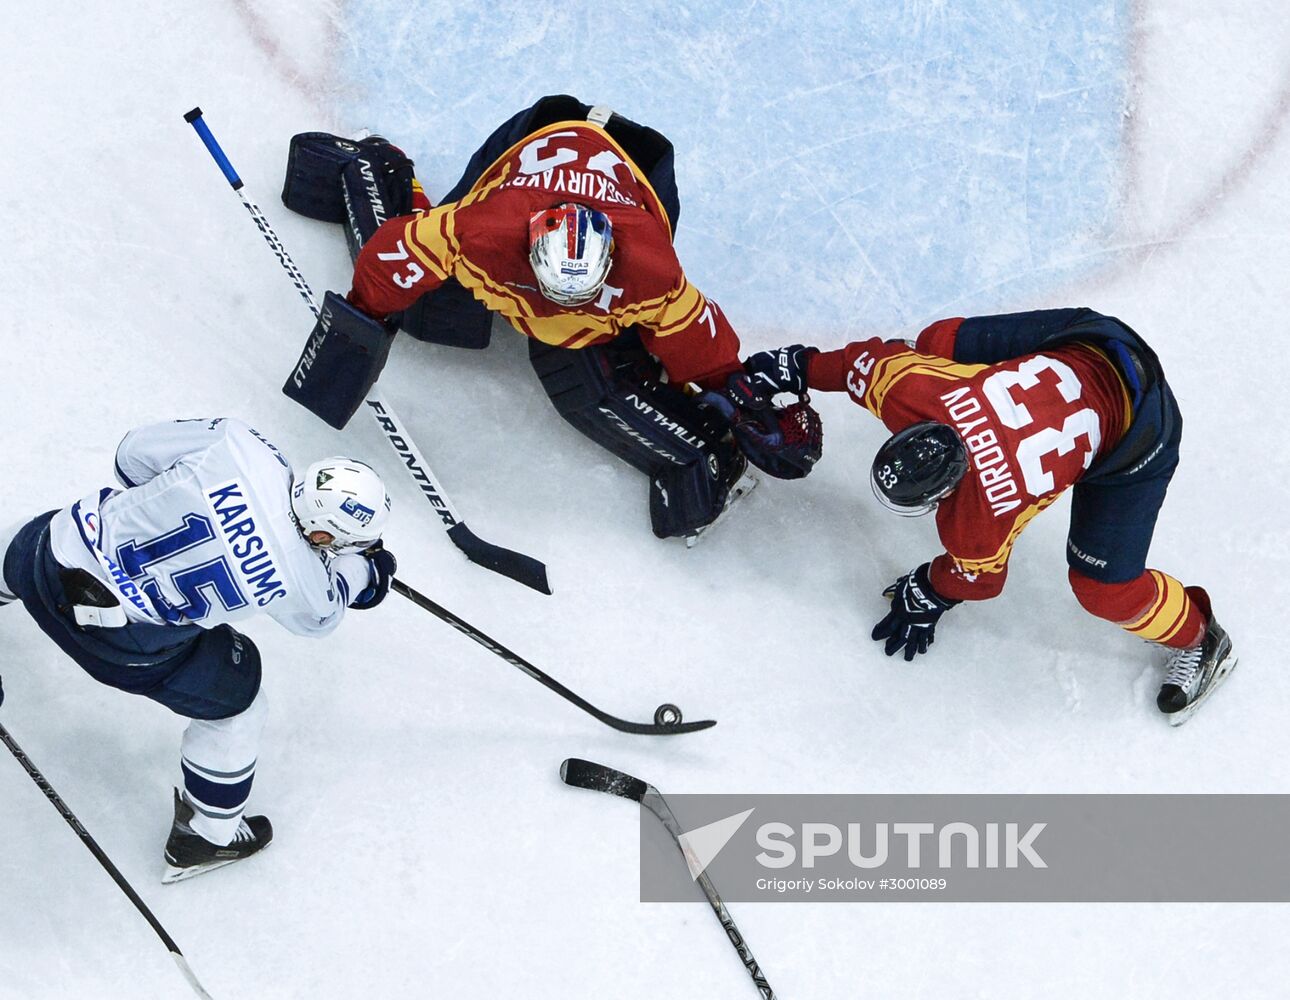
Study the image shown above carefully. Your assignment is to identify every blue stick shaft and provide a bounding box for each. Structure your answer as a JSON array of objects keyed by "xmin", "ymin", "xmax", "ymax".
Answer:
[{"xmin": 183, "ymin": 107, "xmax": 242, "ymax": 190}]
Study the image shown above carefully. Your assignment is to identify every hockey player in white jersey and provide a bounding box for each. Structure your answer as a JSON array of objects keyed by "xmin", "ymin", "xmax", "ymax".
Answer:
[{"xmin": 0, "ymin": 417, "xmax": 397, "ymax": 881}]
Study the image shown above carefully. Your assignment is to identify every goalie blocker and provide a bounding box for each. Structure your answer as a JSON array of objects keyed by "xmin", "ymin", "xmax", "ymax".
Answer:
[{"xmin": 282, "ymin": 291, "xmax": 394, "ymax": 430}]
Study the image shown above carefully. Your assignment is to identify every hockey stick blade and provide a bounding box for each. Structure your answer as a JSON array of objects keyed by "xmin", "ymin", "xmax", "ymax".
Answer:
[
  {"xmin": 560, "ymin": 758, "xmax": 650, "ymax": 801},
  {"xmin": 446, "ymin": 522, "xmax": 551, "ymax": 595},
  {"xmin": 393, "ymin": 580, "xmax": 716, "ymax": 735}
]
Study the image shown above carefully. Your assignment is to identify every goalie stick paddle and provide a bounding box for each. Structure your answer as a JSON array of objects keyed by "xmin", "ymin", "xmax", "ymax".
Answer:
[
  {"xmin": 393, "ymin": 579, "xmax": 716, "ymax": 735},
  {"xmin": 182, "ymin": 106, "xmax": 551, "ymax": 596},
  {"xmin": 560, "ymin": 758, "xmax": 777, "ymax": 999},
  {"xmin": 0, "ymin": 722, "xmax": 216, "ymax": 1000}
]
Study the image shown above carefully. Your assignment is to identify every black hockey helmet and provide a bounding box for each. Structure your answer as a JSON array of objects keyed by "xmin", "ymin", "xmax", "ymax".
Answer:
[{"xmin": 870, "ymin": 422, "xmax": 968, "ymax": 516}]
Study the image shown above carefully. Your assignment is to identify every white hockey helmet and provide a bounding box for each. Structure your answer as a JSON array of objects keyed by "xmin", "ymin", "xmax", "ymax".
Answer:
[
  {"xmin": 291, "ymin": 457, "xmax": 391, "ymax": 554},
  {"xmin": 528, "ymin": 202, "xmax": 613, "ymax": 306}
]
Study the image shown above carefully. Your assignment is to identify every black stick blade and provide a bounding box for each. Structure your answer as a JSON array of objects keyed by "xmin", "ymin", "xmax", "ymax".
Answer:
[
  {"xmin": 560, "ymin": 758, "xmax": 650, "ymax": 801},
  {"xmin": 600, "ymin": 717, "xmax": 718, "ymax": 736},
  {"xmin": 447, "ymin": 522, "xmax": 551, "ymax": 595}
]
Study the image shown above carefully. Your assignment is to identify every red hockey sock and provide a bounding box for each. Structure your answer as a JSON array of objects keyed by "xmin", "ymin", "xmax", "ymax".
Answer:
[{"xmin": 1068, "ymin": 568, "xmax": 1206, "ymax": 649}]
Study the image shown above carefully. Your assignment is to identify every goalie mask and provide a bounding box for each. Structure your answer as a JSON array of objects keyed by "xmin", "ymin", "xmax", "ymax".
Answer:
[
  {"xmin": 528, "ymin": 202, "xmax": 613, "ymax": 306},
  {"xmin": 870, "ymin": 422, "xmax": 968, "ymax": 517},
  {"xmin": 291, "ymin": 457, "xmax": 391, "ymax": 554}
]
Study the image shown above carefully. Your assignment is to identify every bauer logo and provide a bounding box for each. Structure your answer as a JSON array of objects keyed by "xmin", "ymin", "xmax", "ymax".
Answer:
[
  {"xmin": 638, "ymin": 794, "xmax": 1290, "ymax": 903},
  {"xmin": 340, "ymin": 498, "xmax": 377, "ymax": 524}
]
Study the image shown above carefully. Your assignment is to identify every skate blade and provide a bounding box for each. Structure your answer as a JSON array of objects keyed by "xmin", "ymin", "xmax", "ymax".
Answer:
[
  {"xmin": 685, "ymin": 474, "xmax": 758, "ymax": 549},
  {"xmin": 1167, "ymin": 650, "xmax": 1239, "ymax": 727},
  {"xmin": 163, "ymin": 858, "xmax": 241, "ymax": 884},
  {"xmin": 162, "ymin": 840, "xmax": 271, "ymax": 883}
]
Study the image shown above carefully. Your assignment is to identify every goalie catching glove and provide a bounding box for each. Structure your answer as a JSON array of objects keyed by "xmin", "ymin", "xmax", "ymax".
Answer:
[{"xmin": 699, "ymin": 372, "xmax": 822, "ymax": 480}]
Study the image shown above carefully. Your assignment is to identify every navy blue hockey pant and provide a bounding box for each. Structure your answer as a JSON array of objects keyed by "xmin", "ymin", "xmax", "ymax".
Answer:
[{"xmin": 1066, "ymin": 387, "xmax": 1183, "ymax": 584}]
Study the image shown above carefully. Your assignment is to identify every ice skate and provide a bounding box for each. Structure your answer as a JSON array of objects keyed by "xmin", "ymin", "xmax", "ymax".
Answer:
[{"xmin": 162, "ymin": 789, "xmax": 273, "ymax": 884}]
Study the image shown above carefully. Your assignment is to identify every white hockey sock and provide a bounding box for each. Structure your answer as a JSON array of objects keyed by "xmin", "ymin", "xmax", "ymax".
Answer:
[{"xmin": 179, "ymin": 689, "xmax": 268, "ymax": 846}]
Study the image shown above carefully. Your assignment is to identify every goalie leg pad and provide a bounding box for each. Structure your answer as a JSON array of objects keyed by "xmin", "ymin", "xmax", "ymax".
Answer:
[
  {"xmin": 647, "ymin": 445, "xmax": 740, "ymax": 538},
  {"xmin": 282, "ymin": 132, "xmax": 416, "ymax": 238},
  {"xmin": 529, "ymin": 334, "xmax": 740, "ymax": 536},
  {"xmin": 339, "ymin": 140, "xmax": 417, "ymax": 261},
  {"xmin": 282, "ymin": 291, "xmax": 395, "ymax": 430},
  {"xmin": 282, "ymin": 132, "xmax": 367, "ymax": 223}
]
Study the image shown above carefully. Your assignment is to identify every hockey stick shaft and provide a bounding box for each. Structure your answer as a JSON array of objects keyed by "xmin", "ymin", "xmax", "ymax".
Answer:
[
  {"xmin": 391, "ymin": 578, "xmax": 715, "ymax": 735},
  {"xmin": 183, "ymin": 107, "xmax": 550, "ymax": 595},
  {"xmin": 0, "ymin": 721, "xmax": 215, "ymax": 1000},
  {"xmin": 559, "ymin": 759, "xmax": 775, "ymax": 998},
  {"xmin": 644, "ymin": 791, "xmax": 777, "ymax": 999}
]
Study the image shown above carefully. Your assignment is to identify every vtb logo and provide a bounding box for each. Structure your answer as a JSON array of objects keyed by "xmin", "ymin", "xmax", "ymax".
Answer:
[{"xmin": 340, "ymin": 498, "xmax": 377, "ymax": 525}]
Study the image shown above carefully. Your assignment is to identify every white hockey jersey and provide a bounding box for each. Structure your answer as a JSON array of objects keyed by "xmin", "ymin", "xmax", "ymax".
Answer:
[{"xmin": 47, "ymin": 418, "xmax": 373, "ymax": 637}]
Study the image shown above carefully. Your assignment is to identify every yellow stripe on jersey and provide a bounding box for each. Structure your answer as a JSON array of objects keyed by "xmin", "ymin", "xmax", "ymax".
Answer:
[
  {"xmin": 618, "ymin": 289, "xmax": 675, "ymax": 327},
  {"xmin": 454, "ymin": 254, "xmax": 536, "ymax": 320},
  {"xmin": 950, "ymin": 495, "xmax": 1058, "ymax": 575},
  {"xmin": 506, "ymin": 308, "xmax": 619, "ymax": 347},
  {"xmin": 456, "ymin": 157, "xmax": 515, "ymax": 208},
  {"xmin": 403, "ymin": 216, "xmax": 451, "ymax": 282},
  {"xmin": 1126, "ymin": 571, "xmax": 1193, "ymax": 643},
  {"xmin": 564, "ymin": 328, "xmax": 610, "ymax": 350},
  {"xmin": 649, "ymin": 282, "xmax": 708, "ymax": 338},
  {"xmin": 867, "ymin": 353, "xmax": 989, "ymax": 415}
]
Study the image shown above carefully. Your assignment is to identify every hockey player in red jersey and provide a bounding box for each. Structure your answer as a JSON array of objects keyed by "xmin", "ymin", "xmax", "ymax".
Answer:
[
  {"xmin": 745, "ymin": 308, "xmax": 1236, "ymax": 724},
  {"xmin": 279, "ymin": 95, "xmax": 820, "ymax": 541}
]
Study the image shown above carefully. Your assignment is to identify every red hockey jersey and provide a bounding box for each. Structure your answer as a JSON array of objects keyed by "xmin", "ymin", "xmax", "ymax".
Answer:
[
  {"xmin": 349, "ymin": 120, "xmax": 742, "ymax": 388},
  {"xmin": 809, "ymin": 319, "xmax": 1132, "ymax": 601}
]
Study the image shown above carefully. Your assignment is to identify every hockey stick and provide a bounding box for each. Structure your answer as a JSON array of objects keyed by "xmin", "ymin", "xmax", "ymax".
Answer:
[
  {"xmin": 182, "ymin": 107, "xmax": 551, "ymax": 595},
  {"xmin": 0, "ymin": 721, "xmax": 215, "ymax": 999},
  {"xmin": 392, "ymin": 578, "xmax": 715, "ymax": 735},
  {"xmin": 560, "ymin": 758, "xmax": 776, "ymax": 999}
]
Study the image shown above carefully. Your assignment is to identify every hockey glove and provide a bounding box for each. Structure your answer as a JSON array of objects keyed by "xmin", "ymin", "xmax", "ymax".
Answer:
[
  {"xmin": 698, "ymin": 373, "xmax": 823, "ymax": 480},
  {"xmin": 871, "ymin": 563, "xmax": 960, "ymax": 661},
  {"xmin": 697, "ymin": 371, "xmax": 772, "ymax": 424},
  {"xmin": 743, "ymin": 344, "xmax": 818, "ymax": 396},
  {"xmin": 350, "ymin": 543, "xmax": 397, "ymax": 611}
]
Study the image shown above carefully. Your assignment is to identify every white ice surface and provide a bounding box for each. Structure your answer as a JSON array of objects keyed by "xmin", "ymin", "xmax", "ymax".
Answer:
[{"xmin": 1, "ymin": 2, "xmax": 1288, "ymax": 998}]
